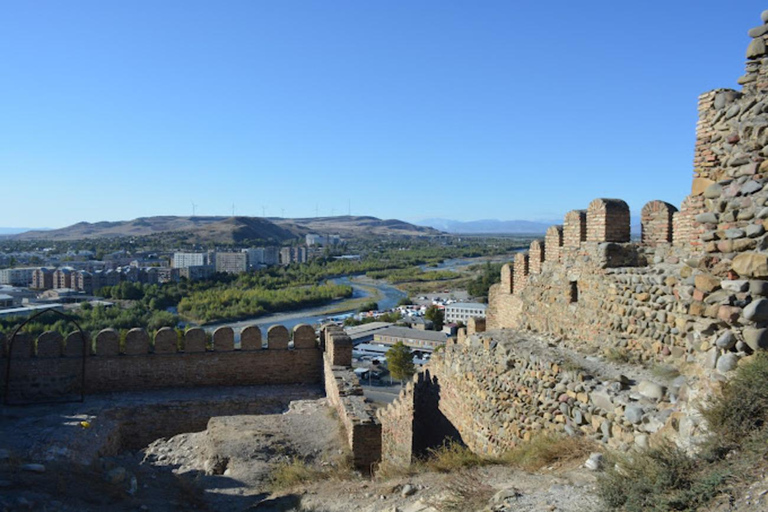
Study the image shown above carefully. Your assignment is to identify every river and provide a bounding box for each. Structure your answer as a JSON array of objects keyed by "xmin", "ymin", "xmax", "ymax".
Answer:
[
  {"xmin": 202, "ymin": 275, "xmax": 406, "ymax": 340},
  {"xmin": 203, "ymin": 255, "xmax": 514, "ymax": 340}
]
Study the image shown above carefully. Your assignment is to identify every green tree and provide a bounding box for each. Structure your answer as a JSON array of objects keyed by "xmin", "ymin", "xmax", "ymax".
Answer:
[
  {"xmin": 358, "ymin": 301, "xmax": 379, "ymax": 313},
  {"xmin": 386, "ymin": 341, "xmax": 416, "ymax": 383},
  {"xmin": 425, "ymin": 305, "xmax": 444, "ymax": 331},
  {"xmin": 397, "ymin": 297, "xmax": 413, "ymax": 307}
]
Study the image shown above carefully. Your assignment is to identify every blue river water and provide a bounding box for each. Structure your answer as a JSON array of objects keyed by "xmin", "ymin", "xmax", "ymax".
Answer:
[{"xmin": 203, "ymin": 275, "xmax": 406, "ymax": 338}]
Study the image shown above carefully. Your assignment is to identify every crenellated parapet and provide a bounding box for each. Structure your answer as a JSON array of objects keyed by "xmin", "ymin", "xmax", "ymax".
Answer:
[{"xmin": 1, "ymin": 323, "xmax": 325, "ymax": 403}]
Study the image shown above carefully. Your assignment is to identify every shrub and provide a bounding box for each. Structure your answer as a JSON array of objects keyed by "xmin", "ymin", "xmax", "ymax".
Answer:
[
  {"xmin": 502, "ymin": 433, "xmax": 595, "ymax": 471},
  {"xmin": 597, "ymin": 353, "xmax": 768, "ymax": 511},
  {"xmin": 701, "ymin": 352, "xmax": 768, "ymax": 446},
  {"xmin": 422, "ymin": 440, "xmax": 491, "ymax": 473},
  {"xmin": 596, "ymin": 443, "xmax": 728, "ymax": 512}
]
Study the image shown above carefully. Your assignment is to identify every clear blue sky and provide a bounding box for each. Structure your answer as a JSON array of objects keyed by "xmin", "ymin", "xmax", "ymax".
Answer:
[{"xmin": 1, "ymin": 1, "xmax": 765, "ymax": 228}]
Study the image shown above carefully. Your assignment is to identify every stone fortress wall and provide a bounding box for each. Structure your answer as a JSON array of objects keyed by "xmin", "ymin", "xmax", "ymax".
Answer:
[
  {"xmin": 378, "ymin": 11, "xmax": 768, "ymax": 467},
  {"xmin": 5, "ymin": 11, "xmax": 768, "ymax": 474},
  {"xmin": 0, "ymin": 323, "xmax": 383, "ymax": 470}
]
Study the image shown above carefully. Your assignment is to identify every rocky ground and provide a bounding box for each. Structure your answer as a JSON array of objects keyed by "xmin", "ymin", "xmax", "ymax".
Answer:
[{"xmin": 0, "ymin": 391, "xmax": 607, "ymax": 512}]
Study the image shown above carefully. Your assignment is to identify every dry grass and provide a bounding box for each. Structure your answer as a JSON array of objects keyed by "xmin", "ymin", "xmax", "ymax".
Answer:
[
  {"xmin": 605, "ymin": 347, "xmax": 630, "ymax": 364},
  {"xmin": 427, "ymin": 471, "xmax": 495, "ymax": 512},
  {"xmin": 502, "ymin": 433, "xmax": 597, "ymax": 471},
  {"xmin": 269, "ymin": 453, "xmax": 356, "ymax": 492},
  {"xmin": 597, "ymin": 353, "xmax": 768, "ymax": 511},
  {"xmin": 422, "ymin": 440, "xmax": 494, "ymax": 473},
  {"xmin": 650, "ymin": 363, "xmax": 680, "ymax": 381}
]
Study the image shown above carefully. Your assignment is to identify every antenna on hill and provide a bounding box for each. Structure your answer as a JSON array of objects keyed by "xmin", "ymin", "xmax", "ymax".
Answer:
[
  {"xmin": 191, "ymin": 201, "xmax": 197, "ymax": 218},
  {"xmin": 315, "ymin": 204, "xmax": 319, "ymax": 218},
  {"xmin": 232, "ymin": 203, "xmax": 235, "ymax": 217},
  {"xmin": 331, "ymin": 208, "xmax": 336, "ymax": 217},
  {"xmin": 348, "ymin": 199, "xmax": 351, "ymax": 216},
  {"xmin": 262, "ymin": 205, "xmax": 266, "ymax": 217},
  {"xmin": 281, "ymin": 208, "xmax": 285, "ymax": 218}
]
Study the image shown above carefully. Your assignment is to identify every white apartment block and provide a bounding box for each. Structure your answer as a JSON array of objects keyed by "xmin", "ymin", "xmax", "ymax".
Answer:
[{"xmin": 443, "ymin": 302, "xmax": 487, "ymax": 324}]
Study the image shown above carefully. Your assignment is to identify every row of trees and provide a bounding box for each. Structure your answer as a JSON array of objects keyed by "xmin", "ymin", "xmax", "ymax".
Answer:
[{"xmin": 177, "ymin": 282, "xmax": 353, "ymax": 323}]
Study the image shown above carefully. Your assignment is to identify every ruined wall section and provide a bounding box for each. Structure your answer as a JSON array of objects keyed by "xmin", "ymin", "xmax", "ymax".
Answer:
[
  {"xmin": 379, "ymin": 332, "xmax": 687, "ymax": 465},
  {"xmin": 321, "ymin": 325, "xmax": 381, "ymax": 471}
]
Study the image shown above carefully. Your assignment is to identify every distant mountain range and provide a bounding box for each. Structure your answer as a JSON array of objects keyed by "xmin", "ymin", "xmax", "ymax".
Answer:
[
  {"xmin": 418, "ymin": 218, "xmax": 642, "ymax": 235},
  {"xmin": 0, "ymin": 227, "xmax": 41, "ymax": 235},
  {"xmin": 3, "ymin": 216, "xmax": 440, "ymax": 243},
  {"xmin": 417, "ymin": 218, "xmax": 555, "ymax": 234}
]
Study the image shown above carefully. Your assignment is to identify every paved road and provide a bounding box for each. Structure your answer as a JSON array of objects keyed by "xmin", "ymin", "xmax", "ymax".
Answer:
[{"xmin": 360, "ymin": 382, "xmax": 404, "ymax": 405}]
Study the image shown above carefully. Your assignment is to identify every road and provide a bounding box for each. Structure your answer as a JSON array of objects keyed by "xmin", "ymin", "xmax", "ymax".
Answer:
[{"xmin": 360, "ymin": 381, "xmax": 404, "ymax": 405}]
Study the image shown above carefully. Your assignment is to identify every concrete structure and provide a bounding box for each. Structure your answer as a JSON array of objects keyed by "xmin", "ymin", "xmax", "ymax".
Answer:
[
  {"xmin": 53, "ymin": 268, "xmax": 74, "ymax": 289},
  {"xmin": 343, "ymin": 322, "xmax": 393, "ymax": 345},
  {"xmin": 214, "ymin": 252, "xmax": 247, "ymax": 275},
  {"xmin": 280, "ymin": 246, "xmax": 308, "ymax": 265},
  {"xmin": 443, "ymin": 302, "xmax": 487, "ymax": 324},
  {"xmin": 0, "ymin": 268, "xmax": 36, "ymax": 287},
  {"xmin": 31, "ymin": 268, "xmax": 54, "ymax": 290},
  {"xmin": 244, "ymin": 247, "xmax": 280, "ymax": 268},
  {"xmin": 172, "ymin": 252, "xmax": 211, "ymax": 269},
  {"xmin": 179, "ymin": 265, "xmax": 215, "ymax": 281},
  {"xmin": 372, "ymin": 327, "xmax": 447, "ymax": 352},
  {"xmin": 306, "ymin": 234, "xmax": 341, "ymax": 246}
]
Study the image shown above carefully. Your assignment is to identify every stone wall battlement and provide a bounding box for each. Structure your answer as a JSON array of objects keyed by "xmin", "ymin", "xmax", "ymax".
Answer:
[{"xmin": 1, "ymin": 323, "xmax": 317, "ymax": 360}]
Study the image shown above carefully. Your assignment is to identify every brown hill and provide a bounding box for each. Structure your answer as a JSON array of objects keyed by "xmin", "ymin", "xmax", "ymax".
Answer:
[{"xmin": 10, "ymin": 216, "xmax": 440, "ymax": 242}]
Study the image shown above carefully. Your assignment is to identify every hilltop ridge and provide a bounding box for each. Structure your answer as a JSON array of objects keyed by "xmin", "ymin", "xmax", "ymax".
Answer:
[{"xmin": 7, "ymin": 215, "xmax": 440, "ymax": 243}]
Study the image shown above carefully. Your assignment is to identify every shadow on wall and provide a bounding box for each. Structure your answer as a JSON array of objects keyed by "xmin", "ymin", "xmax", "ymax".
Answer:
[{"xmin": 412, "ymin": 370, "xmax": 464, "ymax": 457}]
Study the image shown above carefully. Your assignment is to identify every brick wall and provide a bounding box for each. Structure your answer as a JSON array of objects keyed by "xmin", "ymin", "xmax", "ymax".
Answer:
[
  {"xmin": 563, "ymin": 210, "xmax": 586, "ymax": 248},
  {"xmin": 513, "ymin": 252, "xmax": 529, "ymax": 294},
  {"xmin": 587, "ymin": 198, "xmax": 630, "ymax": 243},
  {"xmin": 322, "ymin": 326, "xmax": 381, "ymax": 471},
  {"xmin": 529, "ymin": 240, "xmax": 545, "ymax": 274},
  {"xmin": 2, "ymin": 325, "xmax": 324, "ymax": 403},
  {"xmin": 545, "ymin": 225, "xmax": 563, "ymax": 263},
  {"xmin": 641, "ymin": 200, "xmax": 678, "ymax": 246}
]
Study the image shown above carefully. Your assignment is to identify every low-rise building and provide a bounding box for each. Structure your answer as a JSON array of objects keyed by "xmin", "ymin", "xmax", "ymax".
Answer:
[
  {"xmin": 443, "ymin": 302, "xmax": 487, "ymax": 324},
  {"xmin": 344, "ymin": 322, "xmax": 394, "ymax": 345},
  {"xmin": 372, "ymin": 326, "xmax": 447, "ymax": 352}
]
